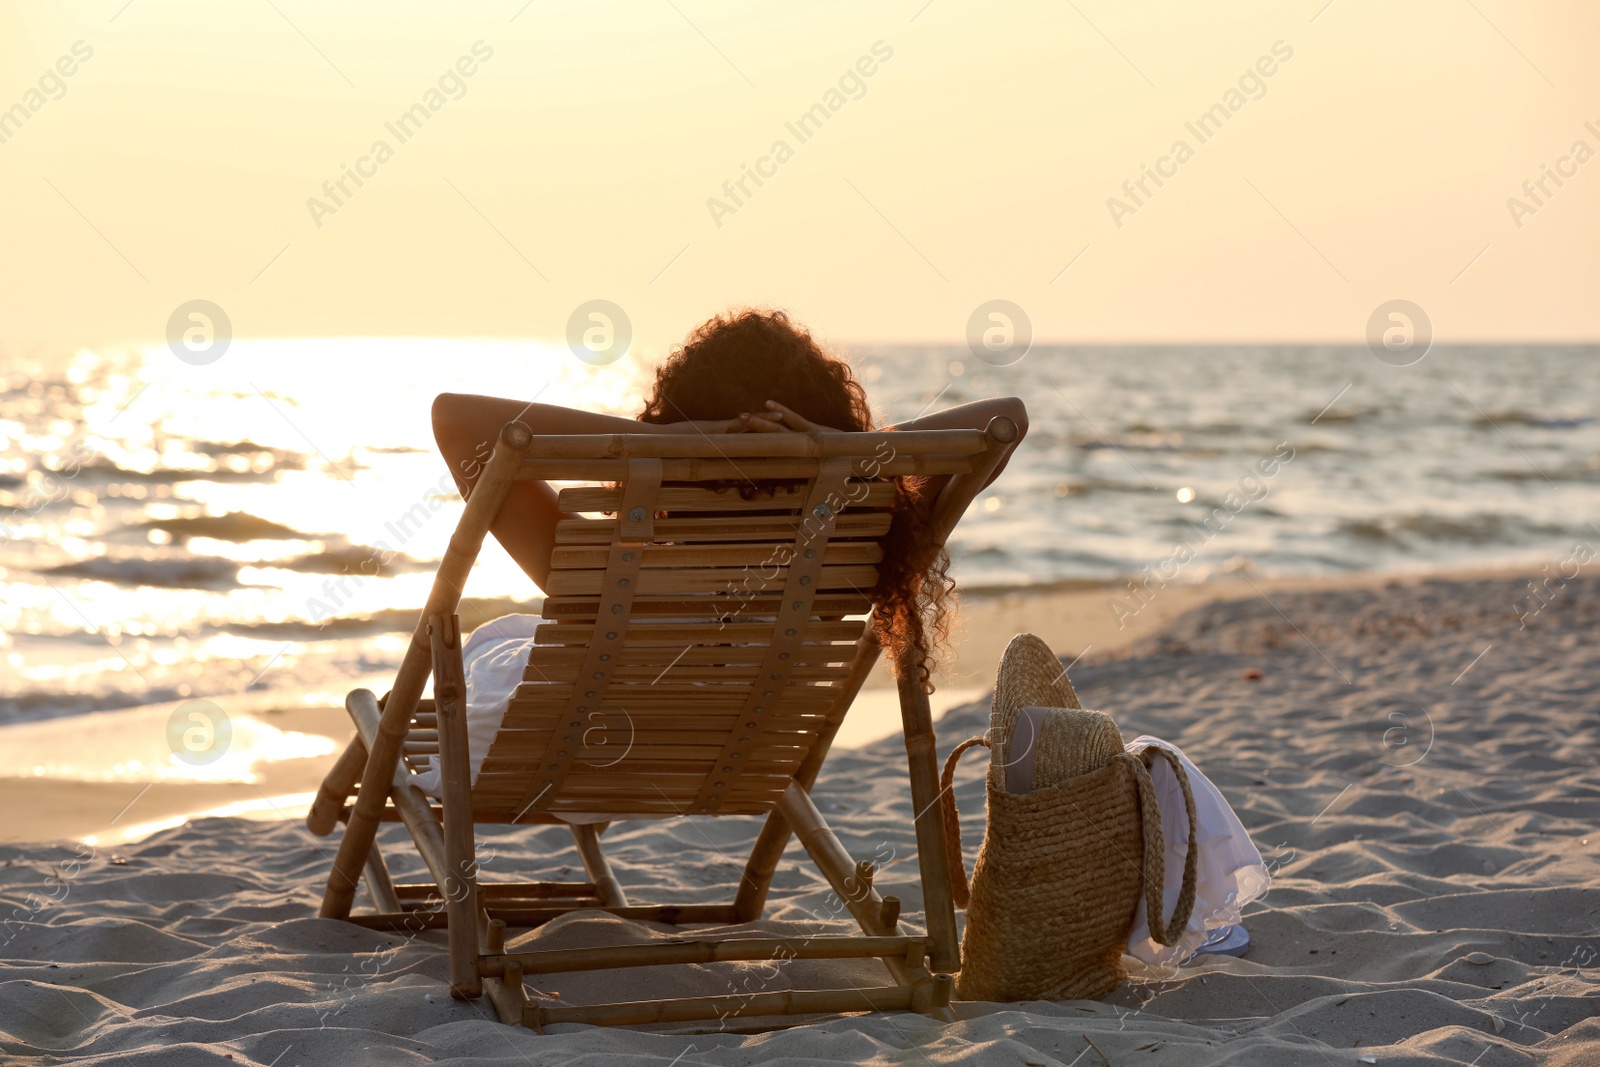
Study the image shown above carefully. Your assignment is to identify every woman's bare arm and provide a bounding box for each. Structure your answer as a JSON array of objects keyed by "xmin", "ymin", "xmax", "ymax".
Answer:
[
  {"xmin": 886, "ymin": 394, "xmax": 1027, "ymax": 434},
  {"xmin": 431, "ymin": 392, "xmax": 780, "ymax": 588},
  {"xmin": 433, "ymin": 390, "xmax": 1026, "ymax": 588},
  {"xmin": 761, "ymin": 395, "xmax": 1029, "ymax": 491},
  {"xmin": 430, "ymin": 394, "xmax": 612, "ymax": 588},
  {"xmin": 888, "ymin": 395, "xmax": 1028, "ymax": 492}
]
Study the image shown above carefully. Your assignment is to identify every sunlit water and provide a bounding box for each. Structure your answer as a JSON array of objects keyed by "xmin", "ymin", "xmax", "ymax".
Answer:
[{"xmin": 2, "ymin": 340, "xmax": 1596, "ymax": 726}]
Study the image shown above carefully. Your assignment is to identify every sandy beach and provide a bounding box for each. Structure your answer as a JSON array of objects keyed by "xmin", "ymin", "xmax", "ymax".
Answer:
[
  {"xmin": 6, "ymin": 0, "xmax": 1596, "ymax": 1059},
  {"xmin": 3, "ymin": 568, "xmax": 1596, "ymax": 1064}
]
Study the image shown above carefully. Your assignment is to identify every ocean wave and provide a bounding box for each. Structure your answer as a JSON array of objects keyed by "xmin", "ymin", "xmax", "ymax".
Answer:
[
  {"xmin": 1037, "ymin": 475, "xmax": 1154, "ymax": 498},
  {"xmin": 1339, "ymin": 513, "xmax": 1560, "ymax": 546},
  {"xmin": 1489, "ymin": 463, "xmax": 1600, "ymax": 484},
  {"xmin": 1299, "ymin": 405, "xmax": 1386, "ymax": 425},
  {"xmin": 76, "ymin": 458, "xmax": 289, "ymax": 485},
  {"xmin": 1471, "ymin": 410, "xmax": 1596, "ymax": 430},
  {"xmin": 191, "ymin": 439, "xmax": 303, "ymax": 459},
  {"xmin": 132, "ymin": 511, "xmax": 313, "ymax": 543},
  {"xmin": 1074, "ymin": 431, "xmax": 1184, "ymax": 452},
  {"xmin": 37, "ymin": 542, "xmax": 431, "ymax": 592},
  {"xmin": 1172, "ymin": 500, "xmax": 1287, "ymax": 519},
  {"xmin": 0, "ymin": 687, "xmax": 191, "ymax": 726},
  {"xmin": 217, "ymin": 596, "xmax": 543, "ymax": 640},
  {"xmin": 216, "ymin": 612, "xmax": 417, "ymax": 641},
  {"xmin": 272, "ymin": 544, "xmax": 435, "ymax": 576},
  {"xmin": 40, "ymin": 555, "xmax": 244, "ymax": 590}
]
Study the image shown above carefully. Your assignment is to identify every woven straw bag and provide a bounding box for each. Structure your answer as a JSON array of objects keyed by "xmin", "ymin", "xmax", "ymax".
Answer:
[{"xmin": 939, "ymin": 634, "xmax": 1198, "ymax": 1002}]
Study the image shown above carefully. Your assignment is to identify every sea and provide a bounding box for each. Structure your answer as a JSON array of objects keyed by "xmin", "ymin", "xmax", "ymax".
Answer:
[{"xmin": 2, "ymin": 340, "xmax": 1596, "ymax": 729}]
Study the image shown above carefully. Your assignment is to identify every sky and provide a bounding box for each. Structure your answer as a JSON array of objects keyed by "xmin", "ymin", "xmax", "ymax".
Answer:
[{"xmin": 1, "ymin": 0, "xmax": 1596, "ymax": 358}]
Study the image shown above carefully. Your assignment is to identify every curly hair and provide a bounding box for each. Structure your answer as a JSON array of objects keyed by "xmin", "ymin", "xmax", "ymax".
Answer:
[{"xmin": 638, "ymin": 309, "xmax": 954, "ymax": 690}]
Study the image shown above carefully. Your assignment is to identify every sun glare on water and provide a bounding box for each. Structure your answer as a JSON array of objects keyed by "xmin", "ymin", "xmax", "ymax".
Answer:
[{"xmin": 0, "ymin": 338, "xmax": 657, "ymax": 716}]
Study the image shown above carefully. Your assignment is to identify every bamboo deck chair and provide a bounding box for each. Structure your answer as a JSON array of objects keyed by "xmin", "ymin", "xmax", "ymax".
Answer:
[{"xmin": 307, "ymin": 415, "xmax": 1018, "ymax": 1030}]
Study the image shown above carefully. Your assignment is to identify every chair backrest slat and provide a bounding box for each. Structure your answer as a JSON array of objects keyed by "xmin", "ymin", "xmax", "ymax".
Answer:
[
  {"xmin": 555, "ymin": 481, "xmax": 896, "ymax": 514},
  {"xmin": 517, "ymin": 428, "xmax": 985, "ymax": 459},
  {"xmin": 467, "ymin": 428, "xmax": 1000, "ymax": 822},
  {"xmin": 539, "ymin": 593, "xmax": 873, "ymax": 621},
  {"xmin": 530, "ymin": 619, "xmax": 867, "ymax": 645},
  {"xmin": 525, "ymin": 643, "xmax": 861, "ymax": 669},
  {"xmin": 521, "ymin": 455, "xmax": 973, "ymax": 481},
  {"xmin": 543, "ymin": 564, "xmax": 879, "ymax": 598},
  {"xmin": 550, "ymin": 542, "xmax": 883, "ymax": 569},
  {"xmin": 552, "ymin": 512, "xmax": 893, "ymax": 545}
]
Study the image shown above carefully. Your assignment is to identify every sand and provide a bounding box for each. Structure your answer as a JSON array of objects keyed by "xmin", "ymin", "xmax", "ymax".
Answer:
[{"xmin": 2, "ymin": 570, "xmax": 1597, "ymax": 1064}]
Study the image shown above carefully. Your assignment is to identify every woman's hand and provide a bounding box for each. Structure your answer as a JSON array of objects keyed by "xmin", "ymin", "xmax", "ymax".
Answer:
[
  {"xmin": 743, "ymin": 400, "xmax": 845, "ymax": 433},
  {"xmin": 648, "ymin": 401, "xmax": 845, "ymax": 435},
  {"xmin": 651, "ymin": 412, "xmax": 787, "ymax": 435}
]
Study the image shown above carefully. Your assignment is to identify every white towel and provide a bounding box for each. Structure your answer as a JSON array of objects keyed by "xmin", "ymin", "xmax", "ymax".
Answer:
[
  {"xmin": 1123, "ymin": 735, "xmax": 1270, "ymax": 968},
  {"xmin": 409, "ymin": 613, "xmax": 543, "ymax": 798}
]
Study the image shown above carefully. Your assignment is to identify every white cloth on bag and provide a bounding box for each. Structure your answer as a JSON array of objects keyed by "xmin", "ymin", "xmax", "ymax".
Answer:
[
  {"xmin": 409, "ymin": 613, "xmax": 543, "ymax": 798},
  {"xmin": 1122, "ymin": 735, "xmax": 1270, "ymax": 967}
]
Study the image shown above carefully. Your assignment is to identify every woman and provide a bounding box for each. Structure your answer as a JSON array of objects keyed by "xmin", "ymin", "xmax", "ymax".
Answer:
[
  {"xmin": 434, "ymin": 308, "xmax": 1026, "ymax": 686},
  {"xmin": 418, "ymin": 310, "xmax": 1026, "ymax": 793}
]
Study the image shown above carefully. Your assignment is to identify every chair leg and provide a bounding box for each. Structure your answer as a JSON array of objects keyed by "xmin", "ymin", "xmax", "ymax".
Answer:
[
  {"xmin": 338, "ymin": 688, "xmax": 483, "ymax": 998},
  {"xmin": 732, "ymin": 808, "xmax": 790, "ymax": 922},
  {"xmin": 320, "ymin": 421, "xmax": 531, "ymax": 921},
  {"xmin": 741, "ymin": 785, "xmax": 942, "ymax": 1014},
  {"xmin": 775, "ymin": 782, "xmax": 893, "ymax": 938},
  {"xmin": 319, "ymin": 695, "xmax": 392, "ymax": 918},
  {"xmin": 736, "ymin": 628, "xmax": 885, "ymax": 923},
  {"xmin": 307, "ymin": 734, "xmax": 367, "ymax": 837},
  {"xmin": 432, "ymin": 613, "xmax": 482, "ymax": 1000},
  {"xmin": 482, "ymin": 919, "xmax": 528, "ymax": 1025},
  {"xmin": 570, "ymin": 823, "xmax": 628, "ymax": 908},
  {"xmin": 363, "ymin": 837, "xmax": 402, "ymax": 914},
  {"xmin": 321, "ymin": 682, "xmax": 411, "ymax": 919},
  {"xmin": 896, "ymin": 668, "xmax": 962, "ymax": 973}
]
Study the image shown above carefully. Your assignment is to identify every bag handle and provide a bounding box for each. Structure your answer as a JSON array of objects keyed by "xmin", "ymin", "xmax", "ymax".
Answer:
[
  {"xmin": 942, "ymin": 736, "xmax": 1200, "ymax": 945},
  {"xmin": 938, "ymin": 736, "xmax": 990, "ymax": 909},
  {"xmin": 1114, "ymin": 747, "xmax": 1199, "ymax": 946},
  {"xmin": 940, "ymin": 737, "xmax": 1199, "ymax": 945}
]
